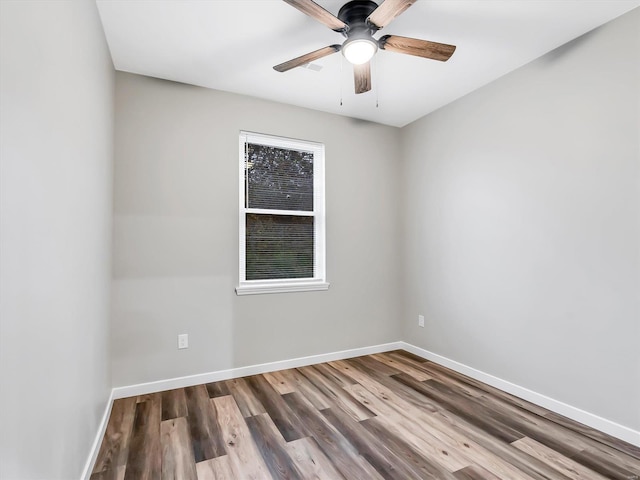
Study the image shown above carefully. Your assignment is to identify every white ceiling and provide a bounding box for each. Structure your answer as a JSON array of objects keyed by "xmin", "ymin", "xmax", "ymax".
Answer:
[{"xmin": 96, "ymin": 0, "xmax": 639, "ymax": 127}]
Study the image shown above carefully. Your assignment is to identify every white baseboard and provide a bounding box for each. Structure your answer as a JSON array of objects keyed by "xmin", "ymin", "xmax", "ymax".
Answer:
[
  {"xmin": 399, "ymin": 341, "xmax": 640, "ymax": 447},
  {"xmin": 112, "ymin": 341, "xmax": 404, "ymax": 399},
  {"xmin": 84, "ymin": 339, "xmax": 639, "ymax": 477},
  {"xmin": 81, "ymin": 389, "xmax": 115, "ymax": 480},
  {"xmin": 84, "ymin": 342, "xmax": 402, "ymax": 477}
]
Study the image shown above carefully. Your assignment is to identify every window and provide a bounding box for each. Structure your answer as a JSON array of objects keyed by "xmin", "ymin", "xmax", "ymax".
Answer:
[{"xmin": 236, "ymin": 132, "xmax": 328, "ymax": 295}]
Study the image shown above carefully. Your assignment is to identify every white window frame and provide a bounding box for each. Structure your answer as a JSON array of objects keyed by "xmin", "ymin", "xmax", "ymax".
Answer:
[{"xmin": 236, "ymin": 131, "xmax": 329, "ymax": 295}]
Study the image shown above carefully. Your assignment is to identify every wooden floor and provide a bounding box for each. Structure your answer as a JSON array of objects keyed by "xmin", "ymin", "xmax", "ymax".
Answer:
[{"xmin": 91, "ymin": 350, "xmax": 640, "ymax": 479}]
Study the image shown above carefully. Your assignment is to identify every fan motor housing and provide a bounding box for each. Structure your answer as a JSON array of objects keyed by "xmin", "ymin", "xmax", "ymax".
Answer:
[{"xmin": 338, "ymin": 0, "xmax": 379, "ymax": 35}]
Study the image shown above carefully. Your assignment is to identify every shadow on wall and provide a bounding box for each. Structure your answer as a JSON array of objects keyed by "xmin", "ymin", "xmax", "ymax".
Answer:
[{"xmin": 540, "ymin": 26, "xmax": 601, "ymax": 64}]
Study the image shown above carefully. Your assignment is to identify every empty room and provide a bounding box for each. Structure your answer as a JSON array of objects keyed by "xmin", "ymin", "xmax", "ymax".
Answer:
[{"xmin": 1, "ymin": 0, "xmax": 639, "ymax": 478}]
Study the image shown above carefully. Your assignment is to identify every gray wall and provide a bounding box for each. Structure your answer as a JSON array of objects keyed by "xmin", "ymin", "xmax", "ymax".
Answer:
[
  {"xmin": 0, "ymin": 1, "xmax": 114, "ymax": 478},
  {"xmin": 401, "ymin": 8, "xmax": 640, "ymax": 430},
  {"xmin": 112, "ymin": 72, "xmax": 402, "ymax": 387}
]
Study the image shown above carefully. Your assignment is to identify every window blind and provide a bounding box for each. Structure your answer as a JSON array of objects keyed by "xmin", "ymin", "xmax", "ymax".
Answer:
[
  {"xmin": 246, "ymin": 143, "xmax": 314, "ymax": 212},
  {"xmin": 238, "ymin": 131, "xmax": 327, "ymax": 294},
  {"xmin": 245, "ymin": 214, "xmax": 314, "ymax": 280}
]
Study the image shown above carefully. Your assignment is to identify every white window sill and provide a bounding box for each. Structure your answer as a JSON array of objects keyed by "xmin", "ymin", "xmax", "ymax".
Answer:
[{"xmin": 236, "ymin": 281, "xmax": 330, "ymax": 296}]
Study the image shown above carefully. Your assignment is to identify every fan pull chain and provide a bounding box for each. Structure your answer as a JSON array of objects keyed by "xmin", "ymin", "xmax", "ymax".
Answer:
[
  {"xmin": 375, "ymin": 54, "xmax": 379, "ymax": 108},
  {"xmin": 339, "ymin": 55, "xmax": 344, "ymax": 107}
]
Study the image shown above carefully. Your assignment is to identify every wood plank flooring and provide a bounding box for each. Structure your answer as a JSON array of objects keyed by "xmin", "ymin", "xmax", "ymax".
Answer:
[{"xmin": 91, "ymin": 350, "xmax": 640, "ymax": 479}]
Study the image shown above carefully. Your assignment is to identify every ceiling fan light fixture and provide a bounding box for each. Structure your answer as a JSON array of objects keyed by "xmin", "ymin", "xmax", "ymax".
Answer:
[
  {"xmin": 342, "ymin": 37, "xmax": 377, "ymax": 65},
  {"xmin": 275, "ymin": 0, "xmax": 456, "ymax": 96}
]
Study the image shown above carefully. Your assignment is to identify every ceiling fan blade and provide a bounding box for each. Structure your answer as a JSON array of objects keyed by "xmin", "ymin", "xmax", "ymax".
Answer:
[
  {"xmin": 353, "ymin": 61, "xmax": 371, "ymax": 94},
  {"xmin": 379, "ymin": 35, "xmax": 456, "ymax": 61},
  {"xmin": 274, "ymin": 45, "xmax": 341, "ymax": 72},
  {"xmin": 283, "ymin": 0, "xmax": 347, "ymax": 32},
  {"xmin": 367, "ymin": 0, "xmax": 416, "ymax": 30}
]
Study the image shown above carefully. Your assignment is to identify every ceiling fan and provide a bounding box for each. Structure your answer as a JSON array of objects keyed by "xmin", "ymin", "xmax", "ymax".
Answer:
[{"xmin": 274, "ymin": 0, "xmax": 456, "ymax": 94}]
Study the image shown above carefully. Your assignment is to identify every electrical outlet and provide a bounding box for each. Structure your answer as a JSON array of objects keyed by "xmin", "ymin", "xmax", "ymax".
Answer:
[
  {"xmin": 418, "ymin": 315, "xmax": 425, "ymax": 328},
  {"xmin": 178, "ymin": 334, "xmax": 189, "ymax": 349}
]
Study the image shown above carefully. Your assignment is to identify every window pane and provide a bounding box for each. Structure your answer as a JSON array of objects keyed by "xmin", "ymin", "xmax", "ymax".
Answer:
[
  {"xmin": 246, "ymin": 214, "xmax": 314, "ymax": 280},
  {"xmin": 246, "ymin": 143, "xmax": 314, "ymax": 211}
]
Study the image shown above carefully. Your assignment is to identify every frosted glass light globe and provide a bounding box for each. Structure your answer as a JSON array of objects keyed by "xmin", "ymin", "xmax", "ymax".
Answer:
[{"xmin": 342, "ymin": 38, "xmax": 377, "ymax": 65}]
